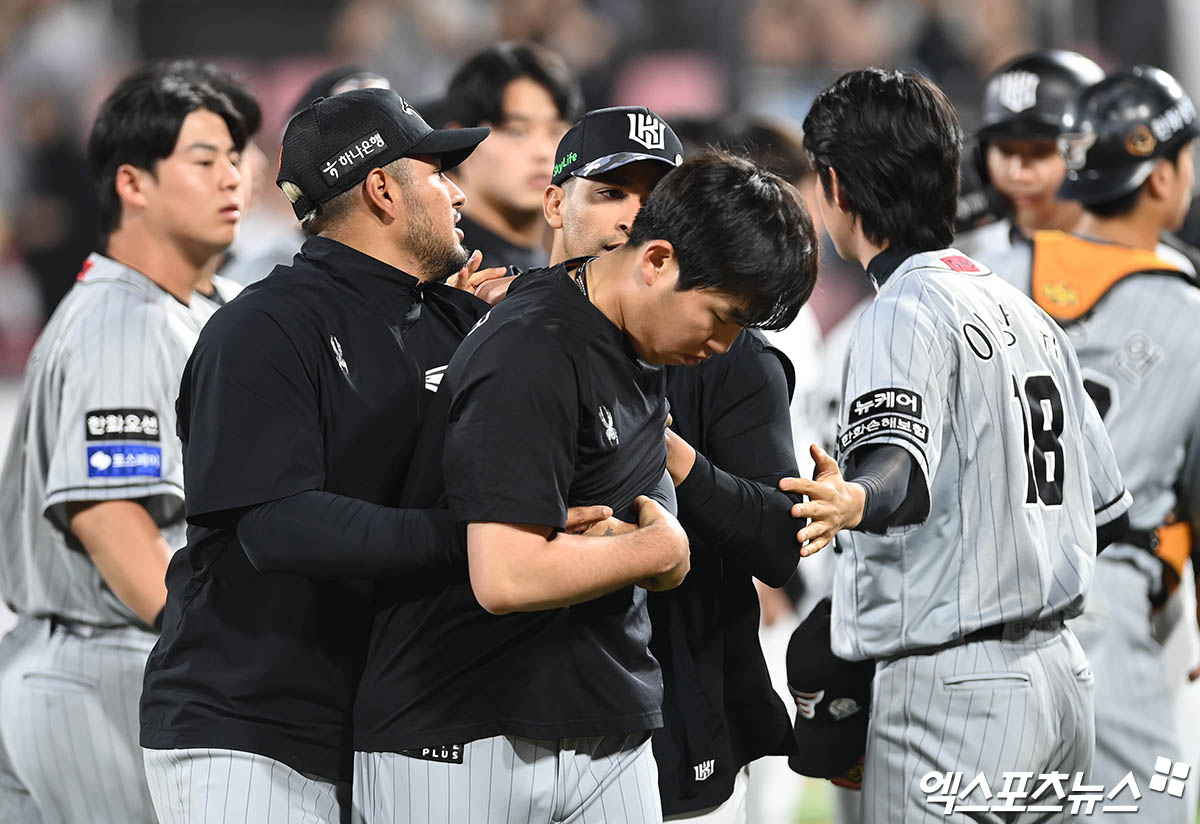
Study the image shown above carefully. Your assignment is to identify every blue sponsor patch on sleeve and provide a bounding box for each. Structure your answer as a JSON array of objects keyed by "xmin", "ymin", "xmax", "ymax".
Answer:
[{"xmin": 87, "ymin": 445, "xmax": 162, "ymax": 478}]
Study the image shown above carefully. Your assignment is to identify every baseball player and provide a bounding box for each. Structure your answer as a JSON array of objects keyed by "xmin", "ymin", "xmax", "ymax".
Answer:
[
  {"xmin": 956, "ymin": 51, "xmax": 1200, "ymax": 281},
  {"xmin": 352, "ymin": 150, "xmax": 816, "ymax": 823},
  {"xmin": 138, "ymin": 88, "xmax": 532, "ymax": 824},
  {"xmin": 787, "ymin": 68, "xmax": 1130, "ymax": 823},
  {"xmin": 0, "ymin": 65, "xmax": 250, "ymax": 823},
  {"xmin": 533, "ymin": 106, "xmax": 817, "ymax": 822},
  {"xmin": 442, "ymin": 41, "xmax": 583, "ymax": 270},
  {"xmin": 955, "ymin": 50, "xmax": 1105, "ymax": 272},
  {"xmin": 993, "ymin": 64, "xmax": 1200, "ymax": 823}
]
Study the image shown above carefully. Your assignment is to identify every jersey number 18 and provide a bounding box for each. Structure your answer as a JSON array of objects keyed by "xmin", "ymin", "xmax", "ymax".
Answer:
[{"xmin": 1012, "ymin": 373, "xmax": 1066, "ymax": 507}]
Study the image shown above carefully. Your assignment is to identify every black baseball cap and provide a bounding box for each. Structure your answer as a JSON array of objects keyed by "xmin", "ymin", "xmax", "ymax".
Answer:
[
  {"xmin": 276, "ymin": 87, "xmax": 490, "ymax": 222},
  {"xmin": 785, "ymin": 597, "xmax": 876, "ymax": 779},
  {"xmin": 551, "ymin": 106, "xmax": 684, "ymax": 187}
]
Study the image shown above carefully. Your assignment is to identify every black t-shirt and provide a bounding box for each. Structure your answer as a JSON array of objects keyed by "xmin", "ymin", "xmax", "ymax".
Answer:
[
  {"xmin": 354, "ymin": 263, "xmax": 669, "ymax": 751},
  {"xmin": 458, "ymin": 212, "xmax": 548, "ymax": 271},
  {"xmin": 139, "ymin": 236, "xmax": 486, "ymax": 780},
  {"xmin": 652, "ymin": 330, "xmax": 801, "ymax": 814}
]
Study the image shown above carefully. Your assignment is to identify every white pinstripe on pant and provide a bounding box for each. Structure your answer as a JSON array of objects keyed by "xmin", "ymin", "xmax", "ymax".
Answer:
[
  {"xmin": 0, "ymin": 617, "xmax": 156, "ymax": 824},
  {"xmin": 143, "ymin": 747, "xmax": 350, "ymax": 824},
  {"xmin": 861, "ymin": 626, "xmax": 1093, "ymax": 824},
  {"xmin": 353, "ymin": 732, "xmax": 662, "ymax": 824}
]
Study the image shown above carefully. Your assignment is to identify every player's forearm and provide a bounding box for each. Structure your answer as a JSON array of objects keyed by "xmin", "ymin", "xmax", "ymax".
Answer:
[
  {"xmin": 467, "ymin": 521, "xmax": 686, "ymax": 614},
  {"xmin": 68, "ymin": 499, "xmax": 170, "ymax": 627},
  {"xmin": 676, "ymin": 451, "xmax": 802, "ymax": 586},
  {"xmin": 235, "ymin": 490, "xmax": 465, "ymax": 577},
  {"xmin": 845, "ymin": 444, "xmax": 924, "ymax": 532}
]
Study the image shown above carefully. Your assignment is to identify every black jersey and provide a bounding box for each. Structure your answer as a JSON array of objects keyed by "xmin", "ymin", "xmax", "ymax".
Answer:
[
  {"xmin": 140, "ymin": 236, "xmax": 485, "ymax": 780},
  {"xmin": 354, "ymin": 263, "xmax": 670, "ymax": 751}
]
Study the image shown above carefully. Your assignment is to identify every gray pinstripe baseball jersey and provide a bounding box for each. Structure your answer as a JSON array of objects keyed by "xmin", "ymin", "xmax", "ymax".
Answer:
[
  {"xmin": 0, "ymin": 252, "xmax": 205, "ymax": 823},
  {"xmin": 0, "ymin": 253, "xmax": 199, "ymax": 626},
  {"xmin": 831, "ymin": 247, "xmax": 1130, "ymax": 662},
  {"xmin": 994, "ymin": 231, "xmax": 1200, "ymax": 822}
]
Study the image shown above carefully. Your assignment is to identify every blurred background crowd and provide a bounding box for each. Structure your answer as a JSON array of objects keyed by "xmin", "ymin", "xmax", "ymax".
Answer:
[{"xmin": 1, "ymin": 0, "xmax": 1200, "ymax": 372}]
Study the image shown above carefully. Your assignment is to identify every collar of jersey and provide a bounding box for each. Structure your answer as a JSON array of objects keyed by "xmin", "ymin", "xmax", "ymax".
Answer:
[
  {"xmin": 79, "ymin": 253, "xmax": 183, "ymax": 303},
  {"xmin": 865, "ymin": 246, "xmax": 920, "ymax": 287},
  {"xmin": 299, "ymin": 235, "xmax": 423, "ymax": 318}
]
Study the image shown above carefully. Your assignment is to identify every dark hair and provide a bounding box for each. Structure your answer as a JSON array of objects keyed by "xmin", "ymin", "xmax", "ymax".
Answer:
[
  {"xmin": 164, "ymin": 60, "xmax": 262, "ymax": 137},
  {"xmin": 443, "ymin": 42, "xmax": 583, "ymax": 127},
  {"xmin": 803, "ymin": 68, "xmax": 961, "ymax": 250},
  {"xmin": 88, "ymin": 64, "xmax": 248, "ymax": 236},
  {"xmin": 1084, "ymin": 141, "xmax": 1188, "ymax": 219},
  {"xmin": 628, "ymin": 149, "xmax": 818, "ymax": 331}
]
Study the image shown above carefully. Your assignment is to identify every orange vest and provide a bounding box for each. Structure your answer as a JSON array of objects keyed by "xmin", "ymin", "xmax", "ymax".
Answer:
[
  {"xmin": 1032, "ymin": 230, "xmax": 1192, "ymax": 593},
  {"xmin": 1031, "ymin": 230, "xmax": 1185, "ymax": 321}
]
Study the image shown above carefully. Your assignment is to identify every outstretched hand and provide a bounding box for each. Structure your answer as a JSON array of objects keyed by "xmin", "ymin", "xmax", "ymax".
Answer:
[{"xmin": 778, "ymin": 444, "xmax": 865, "ymax": 557}]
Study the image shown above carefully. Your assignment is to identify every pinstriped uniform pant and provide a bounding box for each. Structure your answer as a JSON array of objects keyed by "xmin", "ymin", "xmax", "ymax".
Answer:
[
  {"xmin": 143, "ymin": 747, "xmax": 351, "ymax": 824},
  {"xmin": 1071, "ymin": 557, "xmax": 1191, "ymax": 824},
  {"xmin": 0, "ymin": 617, "xmax": 42, "ymax": 824},
  {"xmin": 0, "ymin": 616, "xmax": 156, "ymax": 824},
  {"xmin": 860, "ymin": 626, "xmax": 1093, "ymax": 824},
  {"xmin": 353, "ymin": 732, "xmax": 662, "ymax": 824}
]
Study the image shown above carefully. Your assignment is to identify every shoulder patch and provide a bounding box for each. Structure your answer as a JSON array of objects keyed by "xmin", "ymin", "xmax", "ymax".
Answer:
[
  {"xmin": 85, "ymin": 409, "xmax": 160, "ymax": 441},
  {"xmin": 848, "ymin": 388, "xmax": 923, "ymax": 423},
  {"xmin": 87, "ymin": 445, "xmax": 162, "ymax": 478},
  {"xmin": 940, "ymin": 255, "xmax": 980, "ymax": 273}
]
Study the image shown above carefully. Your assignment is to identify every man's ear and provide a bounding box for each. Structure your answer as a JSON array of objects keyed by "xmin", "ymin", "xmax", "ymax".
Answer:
[
  {"xmin": 363, "ymin": 166, "xmax": 402, "ymax": 222},
  {"xmin": 544, "ymin": 184, "xmax": 565, "ymax": 229},
  {"xmin": 1145, "ymin": 157, "xmax": 1174, "ymax": 202},
  {"xmin": 638, "ymin": 239, "xmax": 676, "ymax": 286},
  {"xmin": 113, "ymin": 163, "xmax": 151, "ymax": 214},
  {"xmin": 828, "ymin": 166, "xmax": 850, "ymax": 212}
]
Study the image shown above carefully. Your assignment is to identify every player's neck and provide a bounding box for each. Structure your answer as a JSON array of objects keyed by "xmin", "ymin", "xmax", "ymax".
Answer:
[
  {"xmin": 580, "ymin": 247, "xmax": 628, "ymax": 333},
  {"xmin": 324, "ymin": 225, "xmax": 442, "ymax": 282},
  {"xmin": 548, "ymin": 231, "xmax": 568, "ymax": 266},
  {"xmin": 1074, "ymin": 211, "xmax": 1162, "ymax": 252},
  {"xmin": 851, "ymin": 232, "xmax": 889, "ymax": 270},
  {"xmin": 106, "ymin": 225, "xmax": 216, "ymax": 304},
  {"xmin": 463, "ymin": 197, "xmax": 549, "ymax": 250}
]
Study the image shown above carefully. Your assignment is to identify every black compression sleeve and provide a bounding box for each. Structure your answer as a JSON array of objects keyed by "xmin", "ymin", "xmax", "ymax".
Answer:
[
  {"xmin": 845, "ymin": 444, "xmax": 925, "ymax": 533},
  {"xmin": 1096, "ymin": 512, "xmax": 1130, "ymax": 555},
  {"xmin": 675, "ymin": 451, "xmax": 801, "ymax": 587},
  {"xmin": 235, "ymin": 490, "xmax": 466, "ymax": 577}
]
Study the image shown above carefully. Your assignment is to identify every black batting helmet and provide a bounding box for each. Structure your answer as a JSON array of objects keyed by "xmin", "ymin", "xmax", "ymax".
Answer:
[
  {"xmin": 978, "ymin": 50, "xmax": 1105, "ymax": 142},
  {"xmin": 1059, "ymin": 65, "xmax": 1200, "ymax": 205}
]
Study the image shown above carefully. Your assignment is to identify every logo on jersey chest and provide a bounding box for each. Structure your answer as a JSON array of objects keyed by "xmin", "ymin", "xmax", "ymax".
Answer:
[
  {"xmin": 398, "ymin": 744, "xmax": 464, "ymax": 764},
  {"xmin": 693, "ymin": 759, "xmax": 716, "ymax": 781},
  {"xmin": 598, "ymin": 404, "xmax": 619, "ymax": 446},
  {"xmin": 1115, "ymin": 331, "xmax": 1164, "ymax": 384},
  {"xmin": 330, "ymin": 335, "xmax": 349, "ymax": 376},
  {"xmin": 424, "ymin": 365, "xmax": 448, "ymax": 392}
]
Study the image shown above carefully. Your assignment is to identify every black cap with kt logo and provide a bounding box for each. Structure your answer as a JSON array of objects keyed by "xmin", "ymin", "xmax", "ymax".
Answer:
[
  {"xmin": 551, "ymin": 106, "xmax": 684, "ymax": 187},
  {"xmin": 276, "ymin": 87, "xmax": 490, "ymax": 223}
]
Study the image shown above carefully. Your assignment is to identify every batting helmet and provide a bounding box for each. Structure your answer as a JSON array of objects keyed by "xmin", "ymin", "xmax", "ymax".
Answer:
[
  {"xmin": 978, "ymin": 50, "xmax": 1105, "ymax": 142},
  {"xmin": 957, "ymin": 50, "xmax": 1104, "ymax": 229},
  {"xmin": 1059, "ymin": 65, "xmax": 1200, "ymax": 205}
]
